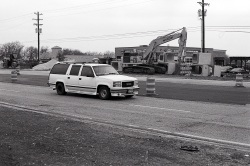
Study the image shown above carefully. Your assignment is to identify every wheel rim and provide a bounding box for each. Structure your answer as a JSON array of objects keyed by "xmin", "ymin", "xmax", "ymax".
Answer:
[{"xmin": 101, "ymin": 89, "xmax": 107, "ymax": 98}]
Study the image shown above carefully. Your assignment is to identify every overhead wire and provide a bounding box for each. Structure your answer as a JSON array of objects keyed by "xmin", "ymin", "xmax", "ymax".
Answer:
[
  {"xmin": 43, "ymin": 0, "xmax": 125, "ymax": 14},
  {"xmin": 0, "ymin": 13, "xmax": 33, "ymax": 23},
  {"xmin": 0, "ymin": 19, "xmax": 31, "ymax": 31},
  {"xmin": 27, "ymin": 26, "xmax": 250, "ymax": 44},
  {"xmin": 21, "ymin": 27, "xmax": 201, "ymax": 44},
  {"xmin": 45, "ymin": 0, "xmax": 153, "ymax": 19},
  {"xmin": 21, "ymin": 26, "xmax": 250, "ymax": 44}
]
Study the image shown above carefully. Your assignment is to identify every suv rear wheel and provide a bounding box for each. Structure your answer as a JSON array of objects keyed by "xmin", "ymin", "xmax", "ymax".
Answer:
[
  {"xmin": 98, "ymin": 86, "xmax": 111, "ymax": 100},
  {"xmin": 56, "ymin": 83, "xmax": 66, "ymax": 95}
]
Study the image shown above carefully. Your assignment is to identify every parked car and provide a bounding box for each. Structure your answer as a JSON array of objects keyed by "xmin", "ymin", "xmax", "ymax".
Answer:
[
  {"xmin": 220, "ymin": 66, "xmax": 233, "ymax": 77},
  {"xmin": 220, "ymin": 66, "xmax": 233, "ymax": 73},
  {"xmin": 229, "ymin": 68, "xmax": 249, "ymax": 74},
  {"xmin": 222, "ymin": 67, "xmax": 250, "ymax": 78},
  {"xmin": 48, "ymin": 63, "xmax": 140, "ymax": 100}
]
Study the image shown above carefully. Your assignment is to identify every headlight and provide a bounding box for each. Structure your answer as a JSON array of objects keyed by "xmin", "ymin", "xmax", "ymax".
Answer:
[
  {"xmin": 113, "ymin": 81, "xmax": 121, "ymax": 87},
  {"xmin": 134, "ymin": 80, "xmax": 138, "ymax": 86}
]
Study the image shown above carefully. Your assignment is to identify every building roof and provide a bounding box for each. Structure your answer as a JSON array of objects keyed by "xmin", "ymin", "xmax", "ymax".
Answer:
[{"xmin": 51, "ymin": 46, "xmax": 62, "ymax": 49}]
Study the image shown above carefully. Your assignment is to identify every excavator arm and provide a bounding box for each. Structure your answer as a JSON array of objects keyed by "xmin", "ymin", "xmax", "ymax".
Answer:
[{"xmin": 144, "ymin": 27, "xmax": 187, "ymax": 64}]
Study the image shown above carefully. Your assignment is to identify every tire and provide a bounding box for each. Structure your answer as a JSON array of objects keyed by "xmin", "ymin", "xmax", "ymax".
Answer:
[
  {"xmin": 98, "ymin": 86, "xmax": 111, "ymax": 100},
  {"xmin": 125, "ymin": 95, "xmax": 133, "ymax": 99},
  {"xmin": 56, "ymin": 83, "xmax": 66, "ymax": 95}
]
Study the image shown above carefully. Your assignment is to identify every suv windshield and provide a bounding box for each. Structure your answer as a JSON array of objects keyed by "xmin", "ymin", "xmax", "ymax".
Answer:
[{"xmin": 93, "ymin": 65, "xmax": 119, "ymax": 76}]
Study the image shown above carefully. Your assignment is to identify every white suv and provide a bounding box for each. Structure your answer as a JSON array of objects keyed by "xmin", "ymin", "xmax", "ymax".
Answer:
[{"xmin": 48, "ymin": 63, "xmax": 139, "ymax": 99}]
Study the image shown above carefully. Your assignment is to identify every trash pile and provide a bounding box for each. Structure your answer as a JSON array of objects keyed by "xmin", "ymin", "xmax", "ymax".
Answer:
[{"xmin": 32, "ymin": 59, "xmax": 58, "ymax": 71}]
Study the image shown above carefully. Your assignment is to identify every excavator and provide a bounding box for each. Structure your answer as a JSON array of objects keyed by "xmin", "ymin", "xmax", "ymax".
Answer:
[{"xmin": 122, "ymin": 27, "xmax": 187, "ymax": 74}]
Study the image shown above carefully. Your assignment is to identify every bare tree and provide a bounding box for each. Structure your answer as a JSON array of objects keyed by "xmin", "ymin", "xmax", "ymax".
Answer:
[
  {"xmin": 57, "ymin": 52, "xmax": 65, "ymax": 62},
  {"xmin": 23, "ymin": 46, "xmax": 38, "ymax": 61},
  {"xmin": 103, "ymin": 51, "xmax": 115, "ymax": 58},
  {"xmin": 40, "ymin": 46, "xmax": 49, "ymax": 54},
  {"xmin": 0, "ymin": 41, "xmax": 24, "ymax": 58}
]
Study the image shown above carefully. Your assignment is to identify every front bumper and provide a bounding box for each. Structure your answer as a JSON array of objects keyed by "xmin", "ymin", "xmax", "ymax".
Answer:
[{"xmin": 110, "ymin": 87, "xmax": 140, "ymax": 97}]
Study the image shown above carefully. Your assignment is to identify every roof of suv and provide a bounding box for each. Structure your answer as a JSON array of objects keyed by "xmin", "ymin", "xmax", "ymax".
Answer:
[{"xmin": 56, "ymin": 62, "xmax": 109, "ymax": 67}]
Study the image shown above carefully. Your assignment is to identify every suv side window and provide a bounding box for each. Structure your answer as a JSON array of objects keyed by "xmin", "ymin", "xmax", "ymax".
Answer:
[
  {"xmin": 50, "ymin": 64, "xmax": 70, "ymax": 75},
  {"xmin": 69, "ymin": 65, "xmax": 81, "ymax": 76},
  {"xmin": 81, "ymin": 66, "xmax": 94, "ymax": 77}
]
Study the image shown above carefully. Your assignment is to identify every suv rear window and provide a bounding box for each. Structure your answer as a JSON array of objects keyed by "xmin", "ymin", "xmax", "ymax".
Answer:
[{"xmin": 50, "ymin": 64, "xmax": 70, "ymax": 75}]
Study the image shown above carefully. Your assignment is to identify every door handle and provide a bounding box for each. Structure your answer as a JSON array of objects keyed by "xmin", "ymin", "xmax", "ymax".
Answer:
[
  {"xmin": 67, "ymin": 77, "xmax": 70, "ymax": 79},
  {"xmin": 79, "ymin": 78, "xmax": 82, "ymax": 80}
]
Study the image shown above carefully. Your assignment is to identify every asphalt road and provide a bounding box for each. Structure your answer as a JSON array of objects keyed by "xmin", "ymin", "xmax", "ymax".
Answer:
[
  {"xmin": 0, "ymin": 73, "xmax": 249, "ymax": 105},
  {"xmin": 0, "ymin": 82, "xmax": 249, "ymax": 148}
]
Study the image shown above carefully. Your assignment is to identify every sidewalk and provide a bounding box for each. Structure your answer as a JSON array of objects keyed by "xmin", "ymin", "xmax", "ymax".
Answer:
[{"xmin": 1, "ymin": 69, "xmax": 249, "ymax": 88}]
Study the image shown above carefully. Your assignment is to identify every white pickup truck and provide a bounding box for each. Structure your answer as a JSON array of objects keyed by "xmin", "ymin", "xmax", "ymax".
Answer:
[{"xmin": 48, "ymin": 63, "xmax": 139, "ymax": 100}]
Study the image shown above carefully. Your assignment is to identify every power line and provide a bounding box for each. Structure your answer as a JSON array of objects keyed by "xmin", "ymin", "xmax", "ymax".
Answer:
[
  {"xmin": 21, "ymin": 27, "xmax": 201, "ymax": 44},
  {"xmin": 46, "ymin": 0, "xmax": 153, "ymax": 19},
  {"xmin": 0, "ymin": 13, "xmax": 32, "ymax": 22},
  {"xmin": 44, "ymin": 0, "xmax": 124, "ymax": 14},
  {"xmin": 0, "ymin": 20, "xmax": 30, "ymax": 31},
  {"xmin": 21, "ymin": 26, "xmax": 250, "ymax": 45},
  {"xmin": 207, "ymin": 26, "xmax": 250, "ymax": 28},
  {"xmin": 207, "ymin": 30, "xmax": 250, "ymax": 33}
]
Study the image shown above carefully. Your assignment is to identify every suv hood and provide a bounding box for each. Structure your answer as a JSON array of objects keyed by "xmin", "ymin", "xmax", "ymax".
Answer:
[{"xmin": 98, "ymin": 74, "xmax": 137, "ymax": 81}]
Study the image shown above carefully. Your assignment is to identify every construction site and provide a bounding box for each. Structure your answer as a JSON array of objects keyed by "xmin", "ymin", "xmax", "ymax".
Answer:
[{"xmin": 0, "ymin": 27, "xmax": 249, "ymax": 79}]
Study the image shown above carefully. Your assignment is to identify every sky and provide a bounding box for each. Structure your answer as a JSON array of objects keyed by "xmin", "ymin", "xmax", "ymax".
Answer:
[{"xmin": 0, "ymin": 0, "xmax": 250, "ymax": 56}]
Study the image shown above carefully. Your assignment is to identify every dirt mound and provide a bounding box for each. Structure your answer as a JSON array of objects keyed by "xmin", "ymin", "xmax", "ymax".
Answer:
[{"xmin": 32, "ymin": 59, "xmax": 58, "ymax": 71}]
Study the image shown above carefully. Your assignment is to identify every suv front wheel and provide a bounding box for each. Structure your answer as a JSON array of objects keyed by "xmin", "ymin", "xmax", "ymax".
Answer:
[
  {"xmin": 98, "ymin": 86, "xmax": 111, "ymax": 100},
  {"xmin": 56, "ymin": 83, "xmax": 66, "ymax": 95}
]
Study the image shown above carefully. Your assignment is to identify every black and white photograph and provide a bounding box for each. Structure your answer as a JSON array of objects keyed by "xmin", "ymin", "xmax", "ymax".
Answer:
[{"xmin": 0, "ymin": 0, "xmax": 250, "ymax": 165}]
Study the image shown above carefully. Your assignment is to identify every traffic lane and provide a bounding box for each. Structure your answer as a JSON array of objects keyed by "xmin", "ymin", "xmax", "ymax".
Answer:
[
  {"xmin": 0, "ymin": 82, "xmax": 250, "ymax": 145},
  {"xmin": 1, "ymin": 73, "xmax": 249, "ymax": 105},
  {"xmin": 139, "ymin": 81, "xmax": 250, "ymax": 105},
  {"xmin": 0, "ymin": 74, "xmax": 47, "ymax": 86},
  {"xmin": 0, "ymin": 81, "xmax": 249, "ymax": 126},
  {"xmin": 0, "ymin": 81, "xmax": 248, "ymax": 118}
]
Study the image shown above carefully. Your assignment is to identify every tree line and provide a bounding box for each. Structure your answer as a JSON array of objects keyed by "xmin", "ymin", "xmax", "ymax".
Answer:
[{"xmin": 0, "ymin": 41, "xmax": 115, "ymax": 61}]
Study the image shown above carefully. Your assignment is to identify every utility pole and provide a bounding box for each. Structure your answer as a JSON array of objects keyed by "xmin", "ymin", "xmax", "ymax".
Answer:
[
  {"xmin": 197, "ymin": 0, "xmax": 209, "ymax": 53},
  {"xmin": 33, "ymin": 12, "xmax": 43, "ymax": 61}
]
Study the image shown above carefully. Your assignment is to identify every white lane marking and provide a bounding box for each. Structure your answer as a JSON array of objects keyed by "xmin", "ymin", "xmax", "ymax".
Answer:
[
  {"xmin": 146, "ymin": 127, "xmax": 250, "ymax": 149},
  {"xmin": 128, "ymin": 124, "xmax": 140, "ymax": 128},
  {"xmin": 0, "ymin": 89, "xmax": 20, "ymax": 93},
  {"xmin": 130, "ymin": 104, "xmax": 190, "ymax": 113}
]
